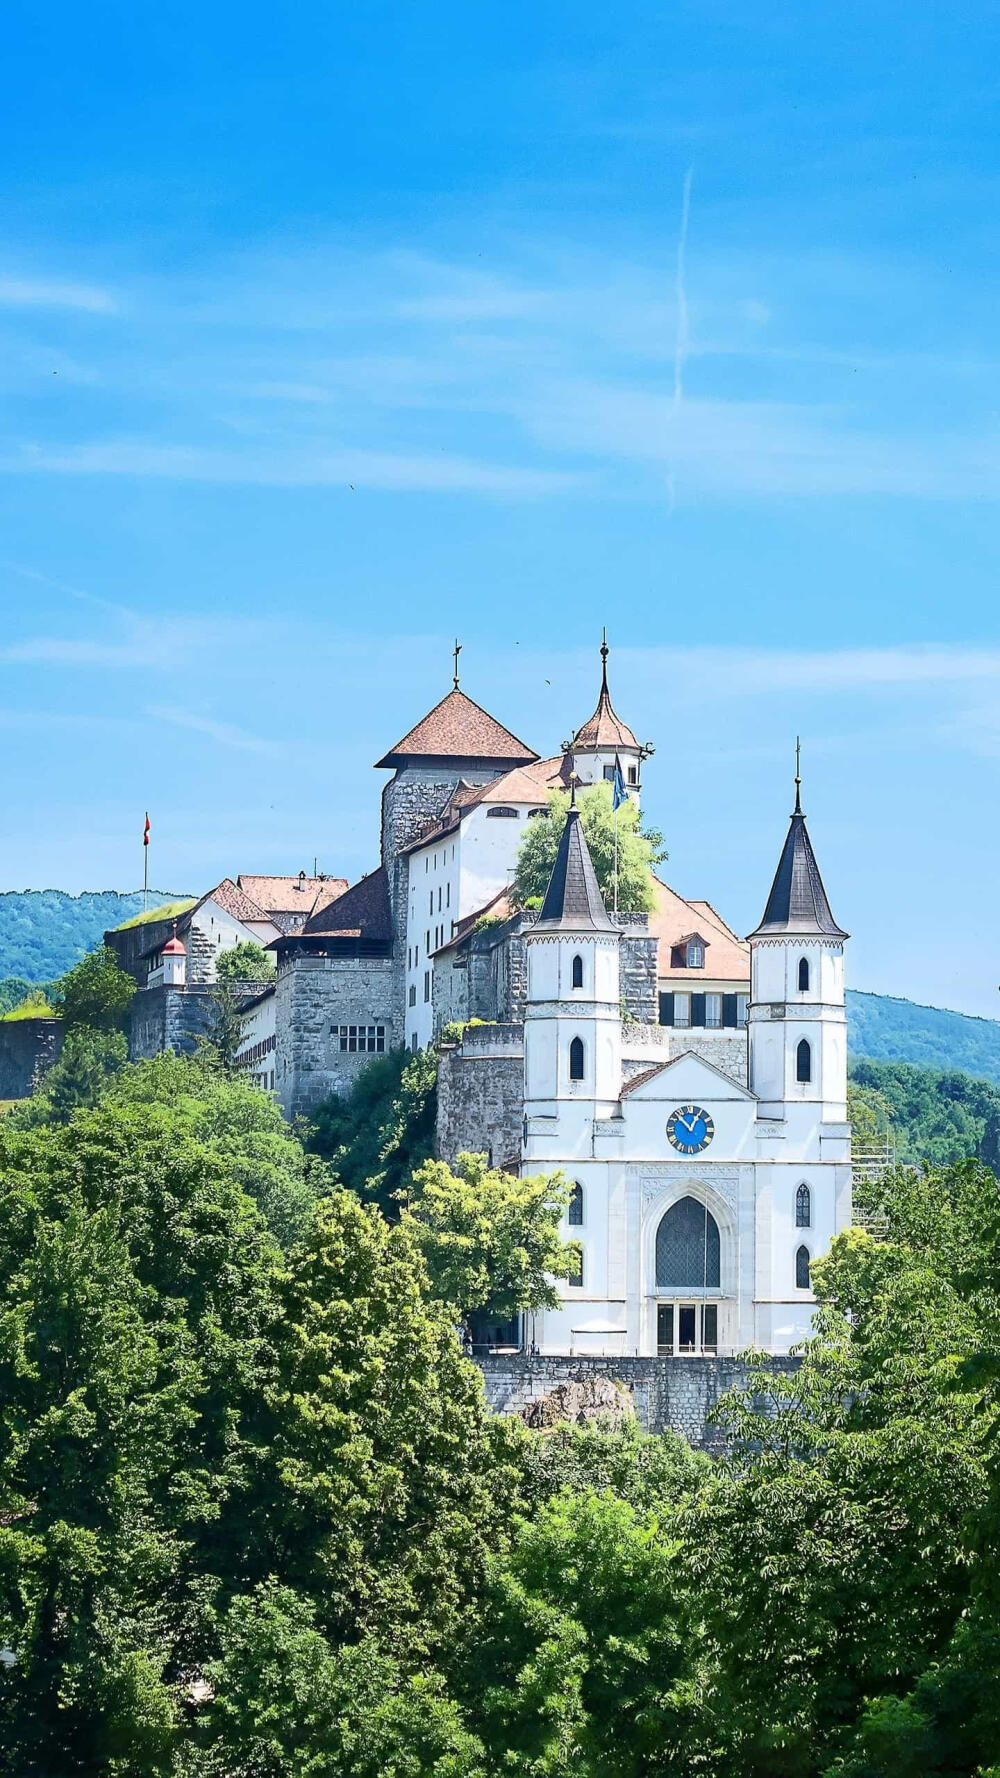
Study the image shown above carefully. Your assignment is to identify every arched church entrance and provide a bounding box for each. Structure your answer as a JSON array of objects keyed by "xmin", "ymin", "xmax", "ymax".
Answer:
[{"xmin": 654, "ymin": 1195, "xmax": 722, "ymax": 1357}]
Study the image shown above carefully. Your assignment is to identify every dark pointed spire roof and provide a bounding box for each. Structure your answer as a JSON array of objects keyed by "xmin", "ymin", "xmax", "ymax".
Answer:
[
  {"xmin": 571, "ymin": 632, "xmax": 640, "ymax": 753},
  {"xmin": 536, "ymin": 801, "xmax": 614, "ymax": 930},
  {"xmin": 747, "ymin": 775, "xmax": 848, "ymax": 941}
]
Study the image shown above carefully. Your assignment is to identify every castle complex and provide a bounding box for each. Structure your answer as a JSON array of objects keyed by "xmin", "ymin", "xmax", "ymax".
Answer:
[{"xmin": 116, "ymin": 642, "xmax": 852, "ymax": 1362}]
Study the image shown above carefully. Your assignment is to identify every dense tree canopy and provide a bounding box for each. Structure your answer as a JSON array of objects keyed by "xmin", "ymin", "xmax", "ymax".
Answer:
[
  {"xmin": 514, "ymin": 782, "xmax": 665, "ymax": 914},
  {"xmin": 215, "ymin": 940, "xmax": 275, "ymax": 983},
  {"xmin": 55, "ymin": 943, "xmax": 136, "ymax": 1032}
]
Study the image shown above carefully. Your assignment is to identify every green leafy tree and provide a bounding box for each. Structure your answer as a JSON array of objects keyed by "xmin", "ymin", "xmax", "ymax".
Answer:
[
  {"xmin": 199, "ymin": 981, "xmax": 248, "ymax": 1073},
  {"xmin": 404, "ymin": 1152, "xmax": 574, "ymax": 1318},
  {"xmin": 215, "ymin": 940, "xmax": 275, "ymax": 983},
  {"xmin": 55, "ymin": 943, "xmax": 136, "ymax": 1032},
  {"xmin": 189, "ymin": 1583, "xmax": 487, "ymax": 1777},
  {"xmin": 306, "ymin": 1046, "xmax": 438, "ymax": 1217},
  {"xmin": 514, "ymin": 781, "xmax": 665, "ymax": 914},
  {"xmin": 36, "ymin": 1027, "xmax": 128, "ymax": 1122}
]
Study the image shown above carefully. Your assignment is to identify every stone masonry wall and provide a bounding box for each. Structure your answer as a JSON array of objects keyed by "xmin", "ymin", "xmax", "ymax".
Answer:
[
  {"xmin": 476, "ymin": 1352, "xmax": 802, "ymax": 1452},
  {"xmin": 275, "ymin": 952, "xmax": 398, "ymax": 1119},
  {"xmin": 129, "ymin": 982, "xmax": 270, "ymax": 1062},
  {"xmin": 0, "ymin": 1017, "xmax": 65, "ymax": 1099},
  {"xmin": 436, "ymin": 1042, "xmax": 524, "ymax": 1167}
]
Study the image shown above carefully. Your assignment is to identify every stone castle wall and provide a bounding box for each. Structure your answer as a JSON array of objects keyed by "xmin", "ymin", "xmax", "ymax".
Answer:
[
  {"xmin": 275, "ymin": 953, "xmax": 398, "ymax": 1119},
  {"xmin": 436, "ymin": 1034, "xmax": 523, "ymax": 1167},
  {"xmin": 476, "ymin": 1351, "xmax": 802, "ymax": 1451},
  {"xmin": 0, "ymin": 1017, "xmax": 65, "ymax": 1099},
  {"xmin": 130, "ymin": 982, "xmax": 273, "ymax": 1063}
]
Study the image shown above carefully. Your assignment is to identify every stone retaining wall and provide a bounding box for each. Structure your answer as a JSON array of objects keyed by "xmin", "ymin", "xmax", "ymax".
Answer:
[
  {"xmin": 475, "ymin": 1351, "xmax": 801, "ymax": 1452},
  {"xmin": 0, "ymin": 1017, "xmax": 65, "ymax": 1099}
]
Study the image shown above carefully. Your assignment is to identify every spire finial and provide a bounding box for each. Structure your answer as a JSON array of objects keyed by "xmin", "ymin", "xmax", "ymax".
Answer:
[
  {"xmin": 599, "ymin": 626, "xmax": 609, "ymax": 696},
  {"xmin": 569, "ymin": 768, "xmax": 580, "ymax": 809},
  {"xmin": 452, "ymin": 639, "xmax": 462, "ymax": 690},
  {"xmin": 794, "ymin": 735, "xmax": 802, "ymax": 815}
]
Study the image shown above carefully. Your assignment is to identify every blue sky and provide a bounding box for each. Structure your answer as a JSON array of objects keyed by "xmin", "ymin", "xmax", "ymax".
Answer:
[{"xmin": 2, "ymin": 1, "xmax": 1000, "ymax": 1016}]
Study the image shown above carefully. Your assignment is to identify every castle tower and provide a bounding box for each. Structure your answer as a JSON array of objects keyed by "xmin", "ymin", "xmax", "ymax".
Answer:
[
  {"xmin": 746, "ymin": 763, "xmax": 849, "ymax": 1123},
  {"xmin": 568, "ymin": 633, "xmax": 649, "ymax": 804},
  {"xmin": 523, "ymin": 798, "xmax": 622, "ymax": 1150}
]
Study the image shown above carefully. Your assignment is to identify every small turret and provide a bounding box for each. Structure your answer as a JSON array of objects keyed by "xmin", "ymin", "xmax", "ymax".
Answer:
[
  {"xmin": 158, "ymin": 924, "xmax": 187, "ymax": 988},
  {"xmin": 567, "ymin": 631, "xmax": 650, "ymax": 803},
  {"xmin": 747, "ymin": 750, "xmax": 848, "ymax": 1119}
]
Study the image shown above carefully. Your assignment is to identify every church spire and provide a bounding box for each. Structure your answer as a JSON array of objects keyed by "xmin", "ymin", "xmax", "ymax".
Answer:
[
  {"xmin": 570, "ymin": 632, "xmax": 641, "ymax": 754},
  {"xmin": 747, "ymin": 749, "xmax": 848, "ymax": 940},
  {"xmin": 536, "ymin": 804, "xmax": 613, "ymax": 930}
]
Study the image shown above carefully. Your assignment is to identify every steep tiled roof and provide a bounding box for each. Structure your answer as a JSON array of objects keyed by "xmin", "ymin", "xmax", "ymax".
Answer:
[
  {"xmin": 620, "ymin": 1061, "xmax": 670, "ymax": 1097},
  {"xmin": 747, "ymin": 803, "xmax": 848, "ymax": 940},
  {"xmin": 204, "ymin": 878, "xmax": 273, "ymax": 924},
  {"xmin": 375, "ymin": 688, "xmax": 538, "ymax": 770},
  {"xmin": 298, "ymin": 867, "xmax": 392, "ymax": 943},
  {"xmin": 649, "ymin": 879, "xmax": 750, "ymax": 983},
  {"xmin": 238, "ymin": 874, "xmax": 348, "ymax": 914},
  {"xmin": 572, "ymin": 645, "xmax": 639, "ymax": 753},
  {"xmin": 536, "ymin": 806, "xmax": 614, "ymax": 930}
]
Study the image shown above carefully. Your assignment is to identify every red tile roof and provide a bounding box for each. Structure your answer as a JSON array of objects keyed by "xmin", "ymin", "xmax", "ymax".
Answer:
[
  {"xmin": 238, "ymin": 873, "xmax": 348, "ymax": 914},
  {"xmin": 650, "ymin": 880, "xmax": 750, "ymax": 983},
  {"xmin": 201, "ymin": 878, "xmax": 273, "ymax": 924},
  {"xmin": 375, "ymin": 688, "xmax": 538, "ymax": 770},
  {"xmin": 572, "ymin": 653, "xmax": 639, "ymax": 752}
]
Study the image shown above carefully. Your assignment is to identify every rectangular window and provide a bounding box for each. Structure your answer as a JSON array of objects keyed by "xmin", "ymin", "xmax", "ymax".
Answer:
[
  {"xmin": 437, "ymin": 887, "xmax": 442, "ymax": 911},
  {"xmin": 426, "ymin": 931, "xmax": 430, "ymax": 952},
  {"xmin": 429, "ymin": 891, "xmax": 433, "ymax": 914},
  {"xmin": 702, "ymin": 1304, "xmax": 718, "ymax": 1352},
  {"xmin": 336, "ymin": 1025, "xmax": 386, "ymax": 1054},
  {"xmin": 673, "ymin": 992, "xmax": 690, "ymax": 1028},
  {"xmin": 414, "ymin": 945, "xmax": 419, "ymax": 966},
  {"xmin": 603, "ymin": 764, "xmax": 615, "ymax": 781},
  {"xmin": 737, "ymin": 994, "xmax": 749, "ymax": 1025},
  {"xmin": 424, "ymin": 970, "xmax": 431, "ymax": 1002},
  {"xmin": 705, "ymin": 992, "xmax": 722, "ymax": 1029},
  {"xmin": 627, "ymin": 765, "xmax": 637, "ymax": 784},
  {"xmin": 408, "ymin": 985, "xmax": 416, "ymax": 1007},
  {"xmin": 446, "ymin": 882, "xmax": 450, "ymax": 907},
  {"xmin": 657, "ymin": 1303, "xmax": 674, "ymax": 1354},
  {"xmin": 407, "ymin": 947, "xmax": 411, "ymax": 970},
  {"xmin": 567, "ymin": 1243, "xmax": 583, "ymax": 1287}
]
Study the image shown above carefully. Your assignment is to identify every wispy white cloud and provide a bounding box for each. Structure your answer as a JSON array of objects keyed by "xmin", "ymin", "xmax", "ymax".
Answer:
[
  {"xmin": 616, "ymin": 641, "xmax": 1000, "ymax": 695},
  {"xmin": 4, "ymin": 439, "xmax": 582, "ymax": 496},
  {"xmin": 145, "ymin": 705, "xmax": 285, "ymax": 757},
  {"xmin": 0, "ymin": 277, "xmax": 118, "ymax": 315},
  {"xmin": 0, "ymin": 636, "xmax": 155, "ymax": 666}
]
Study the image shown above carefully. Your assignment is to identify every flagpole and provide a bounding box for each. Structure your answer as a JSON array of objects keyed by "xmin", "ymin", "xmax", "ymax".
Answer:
[
  {"xmin": 613, "ymin": 800, "xmax": 619, "ymax": 916},
  {"xmin": 143, "ymin": 812, "xmax": 150, "ymax": 913}
]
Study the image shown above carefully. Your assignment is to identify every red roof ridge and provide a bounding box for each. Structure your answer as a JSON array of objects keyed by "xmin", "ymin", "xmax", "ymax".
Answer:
[{"xmin": 375, "ymin": 687, "xmax": 538, "ymax": 770}]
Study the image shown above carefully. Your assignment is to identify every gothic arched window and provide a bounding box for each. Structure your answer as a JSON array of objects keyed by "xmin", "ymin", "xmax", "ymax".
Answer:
[
  {"xmin": 798, "ymin": 957, "xmax": 810, "ymax": 992},
  {"xmin": 567, "ymin": 1242, "xmax": 583, "ymax": 1287},
  {"xmin": 795, "ymin": 1244, "xmax": 811, "ymax": 1290},
  {"xmin": 568, "ymin": 1183, "xmax": 583, "ymax": 1226},
  {"xmin": 796, "ymin": 1183, "xmax": 811, "ymax": 1228},
  {"xmin": 569, "ymin": 1037, "xmax": 585, "ymax": 1081},
  {"xmin": 655, "ymin": 1197, "xmax": 721, "ymax": 1290},
  {"xmin": 796, "ymin": 1038, "xmax": 812, "ymax": 1083},
  {"xmin": 571, "ymin": 954, "xmax": 584, "ymax": 989}
]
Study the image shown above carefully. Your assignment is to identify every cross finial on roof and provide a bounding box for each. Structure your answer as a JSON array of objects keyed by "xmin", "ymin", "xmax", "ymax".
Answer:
[
  {"xmin": 794, "ymin": 735, "xmax": 802, "ymax": 815},
  {"xmin": 452, "ymin": 638, "xmax": 462, "ymax": 689}
]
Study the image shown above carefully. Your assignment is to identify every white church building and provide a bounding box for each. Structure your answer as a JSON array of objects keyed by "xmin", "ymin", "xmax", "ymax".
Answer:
[{"xmin": 520, "ymin": 777, "xmax": 851, "ymax": 1359}]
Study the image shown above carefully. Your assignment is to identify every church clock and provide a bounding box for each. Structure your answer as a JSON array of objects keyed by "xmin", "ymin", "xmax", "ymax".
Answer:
[{"xmin": 666, "ymin": 1104, "xmax": 715, "ymax": 1155}]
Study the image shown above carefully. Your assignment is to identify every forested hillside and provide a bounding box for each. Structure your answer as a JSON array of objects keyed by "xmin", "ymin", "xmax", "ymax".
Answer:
[
  {"xmin": 850, "ymin": 1056, "xmax": 1000, "ymax": 1171},
  {"xmin": 847, "ymin": 987, "xmax": 1000, "ymax": 1080},
  {"xmin": 0, "ymin": 889, "xmax": 186, "ymax": 981}
]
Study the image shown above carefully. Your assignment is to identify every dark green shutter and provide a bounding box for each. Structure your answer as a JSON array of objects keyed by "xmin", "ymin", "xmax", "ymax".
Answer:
[
  {"xmin": 722, "ymin": 994, "xmax": 737, "ymax": 1027},
  {"xmin": 659, "ymin": 992, "xmax": 674, "ymax": 1026},
  {"xmin": 691, "ymin": 993, "xmax": 706, "ymax": 1027}
]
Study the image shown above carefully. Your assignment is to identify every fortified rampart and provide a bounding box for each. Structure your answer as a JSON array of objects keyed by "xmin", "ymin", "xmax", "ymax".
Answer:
[
  {"xmin": 0, "ymin": 1016, "xmax": 65, "ymax": 1100},
  {"xmin": 475, "ymin": 1351, "xmax": 802, "ymax": 1452}
]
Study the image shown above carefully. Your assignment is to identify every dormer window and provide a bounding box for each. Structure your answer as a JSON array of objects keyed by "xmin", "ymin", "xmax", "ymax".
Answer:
[
  {"xmin": 687, "ymin": 940, "xmax": 704, "ymax": 969},
  {"xmin": 670, "ymin": 932, "xmax": 709, "ymax": 971},
  {"xmin": 486, "ymin": 806, "xmax": 519, "ymax": 818}
]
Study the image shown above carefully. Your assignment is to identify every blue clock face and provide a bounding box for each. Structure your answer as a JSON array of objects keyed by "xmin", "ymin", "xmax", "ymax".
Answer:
[{"xmin": 666, "ymin": 1103, "xmax": 715, "ymax": 1155}]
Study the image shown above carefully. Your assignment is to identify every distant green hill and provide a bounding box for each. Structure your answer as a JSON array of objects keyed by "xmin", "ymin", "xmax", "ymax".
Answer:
[
  {"xmin": 846, "ymin": 989, "xmax": 1000, "ymax": 1083},
  {"xmin": 0, "ymin": 889, "xmax": 188, "ymax": 983}
]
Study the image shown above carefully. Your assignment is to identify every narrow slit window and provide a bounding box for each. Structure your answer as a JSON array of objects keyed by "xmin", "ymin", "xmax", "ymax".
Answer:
[
  {"xmin": 796, "ymin": 1183, "xmax": 811, "ymax": 1227},
  {"xmin": 798, "ymin": 957, "xmax": 810, "ymax": 992},
  {"xmin": 568, "ymin": 1183, "xmax": 583, "ymax": 1226},
  {"xmin": 796, "ymin": 1038, "xmax": 812, "ymax": 1083},
  {"xmin": 796, "ymin": 1245, "xmax": 811, "ymax": 1290},
  {"xmin": 571, "ymin": 954, "xmax": 584, "ymax": 989},
  {"xmin": 569, "ymin": 1037, "xmax": 585, "ymax": 1081}
]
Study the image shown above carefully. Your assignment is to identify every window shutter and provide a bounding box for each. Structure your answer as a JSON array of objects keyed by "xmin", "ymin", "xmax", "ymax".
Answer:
[
  {"xmin": 722, "ymin": 993, "xmax": 737, "ymax": 1027},
  {"xmin": 659, "ymin": 992, "xmax": 675, "ymax": 1027},
  {"xmin": 691, "ymin": 993, "xmax": 706, "ymax": 1028}
]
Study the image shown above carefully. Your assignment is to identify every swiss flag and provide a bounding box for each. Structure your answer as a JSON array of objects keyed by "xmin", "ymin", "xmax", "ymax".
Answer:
[{"xmin": 143, "ymin": 813, "xmax": 151, "ymax": 847}]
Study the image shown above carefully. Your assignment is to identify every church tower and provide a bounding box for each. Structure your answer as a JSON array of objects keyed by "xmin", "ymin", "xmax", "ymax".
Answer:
[
  {"xmin": 523, "ymin": 798, "xmax": 622, "ymax": 1159},
  {"xmin": 568, "ymin": 633, "xmax": 649, "ymax": 805},
  {"xmin": 746, "ymin": 761, "xmax": 849, "ymax": 1124}
]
